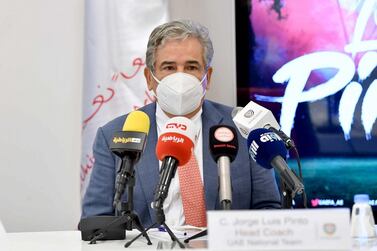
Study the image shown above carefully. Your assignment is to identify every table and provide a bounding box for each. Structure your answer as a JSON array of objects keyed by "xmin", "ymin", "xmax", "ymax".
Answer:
[
  {"xmin": 5, "ymin": 230, "xmax": 377, "ymax": 250},
  {"xmin": 6, "ymin": 230, "xmax": 207, "ymax": 251}
]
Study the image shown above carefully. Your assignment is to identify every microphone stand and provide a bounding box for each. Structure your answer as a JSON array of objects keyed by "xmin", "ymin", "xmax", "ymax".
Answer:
[
  {"xmin": 126, "ymin": 157, "xmax": 185, "ymax": 248},
  {"xmin": 88, "ymin": 158, "xmax": 152, "ymax": 247},
  {"xmin": 280, "ymin": 171, "xmax": 305, "ymax": 209},
  {"xmin": 281, "ymin": 181, "xmax": 294, "ymax": 209},
  {"xmin": 125, "ymin": 198, "xmax": 185, "ymax": 248},
  {"xmin": 183, "ymin": 229, "xmax": 207, "ymax": 244}
]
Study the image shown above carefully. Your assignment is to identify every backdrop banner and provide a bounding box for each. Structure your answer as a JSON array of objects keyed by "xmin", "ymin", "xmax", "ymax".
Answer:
[{"xmin": 81, "ymin": 0, "xmax": 168, "ymax": 198}]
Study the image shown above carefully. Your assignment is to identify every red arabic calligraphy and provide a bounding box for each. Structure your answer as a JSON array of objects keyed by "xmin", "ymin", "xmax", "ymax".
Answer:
[
  {"xmin": 80, "ymin": 154, "xmax": 95, "ymax": 187},
  {"xmin": 82, "ymin": 87, "xmax": 115, "ymax": 129},
  {"xmin": 119, "ymin": 57, "xmax": 145, "ymax": 80},
  {"xmin": 112, "ymin": 73, "xmax": 119, "ymax": 81}
]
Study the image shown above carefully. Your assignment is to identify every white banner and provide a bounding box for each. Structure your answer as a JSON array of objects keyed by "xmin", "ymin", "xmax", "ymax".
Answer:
[{"xmin": 81, "ymin": 0, "xmax": 168, "ymax": 197}]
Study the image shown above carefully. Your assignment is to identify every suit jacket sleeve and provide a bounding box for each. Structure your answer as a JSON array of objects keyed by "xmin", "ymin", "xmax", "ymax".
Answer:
[
  {"xmin": 81, "ymin": 126, "xmax": 116, "ymax": 218},
  {"xmin": 250, "ymin": 158, "xmax": 281, "ymax": 209}
]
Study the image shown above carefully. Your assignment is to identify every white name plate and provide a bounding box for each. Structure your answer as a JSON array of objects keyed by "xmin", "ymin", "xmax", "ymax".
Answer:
[{"xmin": 208, "ymin": 208, "xmax": 351, "ymax": 250}]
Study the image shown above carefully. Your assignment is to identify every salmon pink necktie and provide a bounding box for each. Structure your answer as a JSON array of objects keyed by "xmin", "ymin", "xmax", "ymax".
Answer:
[{"xmin": 178, "ymin": 152, "xmax": 207, "ymax": 227}]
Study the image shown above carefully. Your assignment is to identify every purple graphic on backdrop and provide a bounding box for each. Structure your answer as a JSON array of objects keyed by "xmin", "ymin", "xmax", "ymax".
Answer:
[{"xmin": 249, "ymin": 0, "xmax": 377, "ymax": 141}]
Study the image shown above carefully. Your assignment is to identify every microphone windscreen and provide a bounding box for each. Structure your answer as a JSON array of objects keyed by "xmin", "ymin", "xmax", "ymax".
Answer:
[
  {"xmin": 232, "ymin": 100, "xmax": 280, "ymax": 139},
  {"xmin": 156, "ymin": 117, "xmax": 196, "ymax": 166},
  {"xmin": 209, "ymin": 125, "xmax": 238, "ymax": 162},
  {"xmin": 156, "ymin": 132, "xmax": 194, "ymax": 166},
  {"xmin": 122, "ymin": 110, "xmax": 150, "ymax": 134},
  {"xmin": 247, "ymin": 128, "xmax": 287, "ymax": 169}
]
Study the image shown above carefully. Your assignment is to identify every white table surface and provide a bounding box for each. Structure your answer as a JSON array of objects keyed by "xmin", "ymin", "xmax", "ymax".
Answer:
[
  {"xmin": 4, "ymin": 230, "xmax": 377, "ymax": 251},
  {"xmin": 6, "ymin": 230, "xmax": 207, "ymax": 251}
]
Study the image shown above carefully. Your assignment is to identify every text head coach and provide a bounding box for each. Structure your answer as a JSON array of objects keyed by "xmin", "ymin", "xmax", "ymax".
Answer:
[{"xmin": 81, "ymin": 19, "xmax": 281, "ymax": 228}]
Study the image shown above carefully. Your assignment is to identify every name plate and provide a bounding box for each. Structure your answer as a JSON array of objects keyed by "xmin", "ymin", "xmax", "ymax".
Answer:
[{"xmin": 208, "ymin": 208, "xmax": 351, "ymax": 250}]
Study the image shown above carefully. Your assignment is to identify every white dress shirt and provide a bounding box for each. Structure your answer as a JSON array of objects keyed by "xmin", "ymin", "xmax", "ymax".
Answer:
[{"xmin": 155, "ymin": 103, "xmax": 204, "ymax": 227}]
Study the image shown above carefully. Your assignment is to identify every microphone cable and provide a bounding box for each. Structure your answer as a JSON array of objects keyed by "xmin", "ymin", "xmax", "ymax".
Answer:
[
  {"xmin": 289, "ymin": 143, "xmax": 308, "ymax": 209},
  {"xmin": 266, "ymin": 127, "xmax": 307, "ymax": 208}
]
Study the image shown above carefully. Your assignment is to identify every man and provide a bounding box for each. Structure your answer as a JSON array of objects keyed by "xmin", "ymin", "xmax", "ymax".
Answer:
[{"xmin": 82, "ymin": 20, "xmax": 281, "ymax": 228}]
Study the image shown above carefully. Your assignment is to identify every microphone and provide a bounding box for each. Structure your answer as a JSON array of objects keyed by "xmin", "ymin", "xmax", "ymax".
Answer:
[
  {"xmin": 209, "ymin": 125, "xmax": 238, "ymax": 210},
  {"xmin": 247, "ymin": 128, "xmax": 304, "ymax": 196},
  {"xmin": 110, "ymin": 110, "xmax": 150, "ymax": 208},
  {"xmin": 232, "ymin": 101, "xmax": 295, "ymax": 149},
  {"xmin": 182, "ymin": 126, "xmax": 238, "ymax": 243},
  {"xmin": 153, "ymin": 116, "xmax": 197, "ymax": 211}
]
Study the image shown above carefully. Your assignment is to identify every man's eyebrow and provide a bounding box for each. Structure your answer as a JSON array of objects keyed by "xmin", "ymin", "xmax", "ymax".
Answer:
[
  {"xmin": 186, "ymin": 60, "xmax": 204, "ymax": 69},
  {"xmin": 186, "ymin": 60, "xmax": 201, "ymax": 65},
  {"xmin": 160, "ymin": 61, "xmax": 176, "ymax": 67}
]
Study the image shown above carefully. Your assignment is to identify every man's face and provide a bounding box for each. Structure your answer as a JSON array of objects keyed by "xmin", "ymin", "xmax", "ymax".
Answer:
[{"xmin": 145, "ymin": 37, "xmax": 213, "ymax": 95}]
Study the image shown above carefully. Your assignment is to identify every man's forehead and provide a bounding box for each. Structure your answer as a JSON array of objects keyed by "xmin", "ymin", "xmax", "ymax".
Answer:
[
  {"xmin": 154, "ymin": 38, "xmax": 205, "ymax": 66},
  {"xmin": 158, "ymin": 36, "xmax": 200, "ymax": 48}
]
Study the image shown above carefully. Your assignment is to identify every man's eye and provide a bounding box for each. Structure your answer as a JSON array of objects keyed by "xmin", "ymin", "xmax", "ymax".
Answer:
[
  {"xmin": 187, "ymin": 66, "xmax": 199, "ymax": 71},
  {"xmin": 163, "ymin": 66, "xmax": 175, "ymax": 71}
]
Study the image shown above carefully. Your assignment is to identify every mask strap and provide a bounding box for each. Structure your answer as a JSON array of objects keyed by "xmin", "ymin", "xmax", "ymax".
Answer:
[
  {"xmin": 149, "ymin": 71, "xmax": 160, "ymax": 99},
  {"xmin": 150, "ymin": 71, "xmax": 161, "ymax": 84},
  {"xmin": 200, "ymin": 73, "xmax": 208, "ymax": 95}
]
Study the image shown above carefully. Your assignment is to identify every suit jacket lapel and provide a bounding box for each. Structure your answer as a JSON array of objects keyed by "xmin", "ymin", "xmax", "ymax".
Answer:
[{"xmin": 202, "ymin": 100, "xmax": 224, "ymax": 210}]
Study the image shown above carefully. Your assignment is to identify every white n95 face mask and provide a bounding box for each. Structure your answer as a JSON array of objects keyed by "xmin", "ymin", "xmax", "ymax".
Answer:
[{"xmin": 151, "ymin": 72, "xmax": 207, "ymax": 116}]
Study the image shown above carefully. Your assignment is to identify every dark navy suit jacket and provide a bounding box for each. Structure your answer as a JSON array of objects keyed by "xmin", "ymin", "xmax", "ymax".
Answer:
[{"xmin": 82, "ymin": 100, "xmax": 281, "ymax": 226}]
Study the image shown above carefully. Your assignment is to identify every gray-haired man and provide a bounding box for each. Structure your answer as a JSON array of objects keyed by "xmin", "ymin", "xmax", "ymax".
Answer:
[{"xmin": 82, "ymin": 20, "xmax": 281, "ymax": 228}]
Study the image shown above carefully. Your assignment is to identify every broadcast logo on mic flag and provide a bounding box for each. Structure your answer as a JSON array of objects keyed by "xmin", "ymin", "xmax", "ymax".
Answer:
[
  {"xmin": 232, "ymin": 100, "xmax": 280, "ymax": 139},
  {"xmin": 209, "ymin": 125, "xmax": 238, "ymax": 162},
  {"xmin": 247, "ymin": 128, "xmax": 285, "ymax": 169},
  {"xmin": 153, "ymin": 117, "xmax": 196, "ymax": 211},
  {"xmin": 232, "ymin": 100, "xmax": 296, "ymax": 149},
  {"xmin": 156, "ymin": 117, "xmax": 197, "ymax": 166},
  {"xmin": 110, "ymin": 110, "xmax": 150, "ymax": 158}
]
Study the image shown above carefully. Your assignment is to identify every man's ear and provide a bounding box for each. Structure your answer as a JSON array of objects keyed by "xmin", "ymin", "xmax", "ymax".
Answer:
[
  {"xmin": 144, "ymin": 68, "xmax": 154, "ymax": 91},
  {"xmin": 205, "ymin": 67, "xmax": 213, "ymax": 90}
]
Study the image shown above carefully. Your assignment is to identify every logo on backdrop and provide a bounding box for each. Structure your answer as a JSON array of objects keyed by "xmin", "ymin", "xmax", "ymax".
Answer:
[
  {"xmin": 311, "ymin": 198, "xmax": 345, "ymax": 207},
  {"xmin": 256, "ymin": 0, "xmax": 377, "ymax": 140}
]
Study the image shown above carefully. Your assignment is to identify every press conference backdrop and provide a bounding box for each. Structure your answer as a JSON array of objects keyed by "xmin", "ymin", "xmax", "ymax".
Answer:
[
  {"xmin": 236, "ymin": 0, "xmax": 377, "ymax": 217},
  {"xmin": 0, "ymin": 0, "xmax": 236, "ymax": 232}
]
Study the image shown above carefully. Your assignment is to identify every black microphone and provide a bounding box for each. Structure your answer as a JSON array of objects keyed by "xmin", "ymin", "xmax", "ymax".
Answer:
[
  {"xmin": 209, "ymin": 125, "xmax": 238, "ymax": 210},
  {"xmin": 247, "ymin": 128, "xmax": 304, "ymax": 196},
  {"xmin": 153, "ymin": 116, "xmax": 196, "ymax": 212},
  {"xmin": 110, "ymin": 111, "xmax": 150, "ymax": 208}
]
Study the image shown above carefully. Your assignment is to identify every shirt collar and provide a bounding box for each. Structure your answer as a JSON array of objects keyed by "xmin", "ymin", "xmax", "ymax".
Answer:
[{"xmin": 155, "ymin": 103, "xmax": 202, "ymax": 134}]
